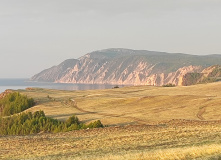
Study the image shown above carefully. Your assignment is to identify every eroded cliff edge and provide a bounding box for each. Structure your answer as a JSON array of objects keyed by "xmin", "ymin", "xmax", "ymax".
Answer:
[{"xmin": 31, "ymin": 48, "xmax": 221, "ymax": 86}]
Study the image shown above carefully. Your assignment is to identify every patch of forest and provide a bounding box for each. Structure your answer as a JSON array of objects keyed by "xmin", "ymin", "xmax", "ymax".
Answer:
[
  {"xmin": 0, "ymin": 92, "xmax": 103, "ymax": 135},
  {"xmin": 0, "ymin": 92, "xmax": 35, "ymax": 116},
  {"xmin": 0, "ymin": 110, "xmax": 103, "ymax": 135}
]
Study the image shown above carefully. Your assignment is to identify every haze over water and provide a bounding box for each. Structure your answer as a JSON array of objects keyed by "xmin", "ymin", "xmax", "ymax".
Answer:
[{"xmin": 0, "ymin": 79, "xmax": 123, "ymax": 93}]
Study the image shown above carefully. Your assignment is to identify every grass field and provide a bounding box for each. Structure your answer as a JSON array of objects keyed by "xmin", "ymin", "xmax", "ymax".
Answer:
[
  {"xmin": 20, "ymin": 82, "xmax": 221, "ymax": 125},
  {"xmin": 1, "ymin": 121, "xmax": 221, "ymax": 160},
  {"xmin": 1, "ymin": 82, "xmax": 221, "ymax": 159}
]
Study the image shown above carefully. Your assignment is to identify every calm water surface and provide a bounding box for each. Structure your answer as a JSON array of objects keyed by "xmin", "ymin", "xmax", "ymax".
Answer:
[{"xmin": 0, "ymin": 79, "xmax": 125, "ymax": 93}]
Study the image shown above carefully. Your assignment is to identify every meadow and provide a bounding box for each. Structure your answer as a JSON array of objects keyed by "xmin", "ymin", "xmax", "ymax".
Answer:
[
  {"xmin": 21, "ymin": 82, "xmax": 221, "ymax": 125},
  {"xmin": 1, "ymin": 82, "xmax": 221, "ymax": 159}
]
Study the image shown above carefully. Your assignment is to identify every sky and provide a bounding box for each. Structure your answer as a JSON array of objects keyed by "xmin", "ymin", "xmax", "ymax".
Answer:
[{"xmin": 0, "ymin": 0, "xmax": 221, "ymax": 78}]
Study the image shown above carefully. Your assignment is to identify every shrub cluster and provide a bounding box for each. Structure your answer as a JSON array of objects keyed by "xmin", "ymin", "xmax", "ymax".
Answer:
[
  {"xmin": 0, "ymin": 111, "xmax": 103, "ymax": 135},
  {"xmin": 0, "ymin": 92, "xmax": 35, "ymax": 116},
  {"xmin": 113, "ymin": 85, "xmax": 119, "ymax": 89},
  {"xmin": 162, "ymin": 83, "xmax": 175, "ymax": 87}
]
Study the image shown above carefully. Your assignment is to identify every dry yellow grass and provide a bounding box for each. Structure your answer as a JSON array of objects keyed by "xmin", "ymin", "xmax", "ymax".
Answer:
[
  {"xmin": 19, "ymin": 81, "xmax": 221, "ymax": 125},
  {"xmin": 1, "ymin": 121, "xmax": 221, "ymax": 160},
  {"xmin": 1, "ymin": 82, "xmax": 221, "ymax": 159}
]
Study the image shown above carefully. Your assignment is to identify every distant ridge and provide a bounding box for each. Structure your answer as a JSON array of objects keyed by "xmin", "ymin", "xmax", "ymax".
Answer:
[{"xmin": 31, "ymin": 48, "xmax": 221, "ymax": 86}]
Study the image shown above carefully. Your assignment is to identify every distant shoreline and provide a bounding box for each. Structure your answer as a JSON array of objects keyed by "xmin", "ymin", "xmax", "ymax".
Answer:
[{"xmin": 0, "ymin": 78, "xmax": 127, "ymax": 93}]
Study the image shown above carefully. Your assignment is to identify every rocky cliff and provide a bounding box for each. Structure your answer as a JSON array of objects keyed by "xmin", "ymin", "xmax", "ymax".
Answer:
[
  {"xmin": 31, "ymin": 48, "xmax": 221, "ymax": 86},
  {"xmin": 182, "ymin": 65, "xmax": 221, "ymax": 86}
]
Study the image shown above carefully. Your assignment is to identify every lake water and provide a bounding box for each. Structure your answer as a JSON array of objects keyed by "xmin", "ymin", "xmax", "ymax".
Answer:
[{"xmin": 0, "ymin": 79, "xmax": 125, "ymax": 93}]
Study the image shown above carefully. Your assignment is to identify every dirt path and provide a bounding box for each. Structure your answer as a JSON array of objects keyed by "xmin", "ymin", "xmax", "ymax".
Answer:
[
  {"xmin": 70, "ymin": 99, "xmax": 148, "ymax": 124},
  {"xmin": 197, "ymin": 106, "xmax": 206, "ymax": 120}
]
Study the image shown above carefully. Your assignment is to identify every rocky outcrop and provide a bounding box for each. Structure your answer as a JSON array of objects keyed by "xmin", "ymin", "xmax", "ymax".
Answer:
[
  {"xmin": 182, "ymin": 65, "xmax": 221, "ymax": 86},
  {"xmin": 31, "ymin": 48, "xmax": 221, "ymax": 86},
  {"xmin": 144, "ymin": 65, "xmax": 202, "ymax": 86}
]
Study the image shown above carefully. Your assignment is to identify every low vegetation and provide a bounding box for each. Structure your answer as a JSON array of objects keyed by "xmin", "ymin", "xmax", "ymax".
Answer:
[
  {"xmin": 182, "ymin": 72, "xmax": 203, "ymax": 86},
  {"xmin": 113, "ymin": 85, "xmax": 119, "ymax": 89},
  {"xmin": 162, "ymin": 83, "xmax": 175, "ymax": 87},
  {"xmin": 0, "ymin": 91, "xmax": 103, "ymax": 136},
  {"xmin": 0, "ymin": 92, "xmax": 35, "ymax": 116},
  {"xmin": 0, "ymin": 110, "xmax": 103, "ymax": 135},
  {"xmin": 200, "ymin": 77, "xmax": 218, "ymax": 84}
]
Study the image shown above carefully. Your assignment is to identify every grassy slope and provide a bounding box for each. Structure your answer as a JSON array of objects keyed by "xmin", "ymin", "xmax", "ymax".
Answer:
[
  {"xmin": 20, "ymin": 82, "xmax": 221, "ymax": 125},
  {"xmin": 1, "ymin": 82, "xmax": 221, "ymax": 159},
  {"xmin": 1, "ymin": 122, "xmax": 221, "ymax": 160}
]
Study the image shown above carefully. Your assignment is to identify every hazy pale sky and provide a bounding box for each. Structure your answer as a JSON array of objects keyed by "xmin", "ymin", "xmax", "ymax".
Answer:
[{"xmin": 0, "ymin": 0, "xmax": 221, "ymax": 78}]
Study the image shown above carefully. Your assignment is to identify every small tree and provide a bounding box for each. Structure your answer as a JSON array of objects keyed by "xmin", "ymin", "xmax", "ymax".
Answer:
[
  {"xmin": 66, "ymin": 115, "xmax": 80, "ymax": 127},
  {"xmin": 113, "ymin": 85, "xmax": 119, "ymax": 89},
  {"xmin": 162, "ymin": 83, "xmax": 175, "ymax": 87},
  {"xmin": 93, "ymin": 120, "xmax": 103, "ymax": 128}
]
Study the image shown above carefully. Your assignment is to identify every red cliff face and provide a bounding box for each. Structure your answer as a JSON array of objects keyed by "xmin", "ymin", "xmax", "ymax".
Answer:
[
  {"xmin": 55, "ymin": 63, "xmax": 202, "ymax": 86},
  {"xmin": 31, "ymin": 48, "xmax": 221, "ymax": 86}
]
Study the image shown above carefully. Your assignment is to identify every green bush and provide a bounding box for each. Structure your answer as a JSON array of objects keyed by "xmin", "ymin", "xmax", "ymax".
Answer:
[
  {"xmin": 113, "ymin": 85, "xmax": 119, "ymax": 89},
  {"xmin": 66, "ymin": 115, "xmax": 80, "ymax": 127},
  {"xmin": 162, "ymin": 83, "xmax": 175, "ymax": 87}
]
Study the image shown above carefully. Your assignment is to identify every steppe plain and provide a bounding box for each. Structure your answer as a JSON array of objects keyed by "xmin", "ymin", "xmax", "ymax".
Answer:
[{"xmin": 1, "ymin": 82, "xmax": 221, "ymax": 159}]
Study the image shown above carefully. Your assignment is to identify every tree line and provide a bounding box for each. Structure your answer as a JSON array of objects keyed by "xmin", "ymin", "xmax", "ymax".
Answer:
[
  {"xmin": 0, "ymin": 92, "xmax": 35, "ymax": 116},
  {"xmin": 0, "ymin": 110, "xmax": 103, "ymax": 135},
  {"xmin": 0, "ymin": 92, "xmax": 104, "ymax": 135}
]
